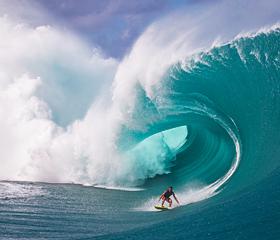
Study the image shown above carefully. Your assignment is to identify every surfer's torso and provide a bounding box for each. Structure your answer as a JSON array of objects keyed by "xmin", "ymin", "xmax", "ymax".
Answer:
[{"xmin": 163, "ymin": 190, "xmax": 174, "ymax": 199}]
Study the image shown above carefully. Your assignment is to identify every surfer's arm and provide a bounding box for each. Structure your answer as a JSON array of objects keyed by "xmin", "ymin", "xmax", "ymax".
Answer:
[{"xmin": 173, "ymin": 193, "xmax": 180, "ymax": 204}]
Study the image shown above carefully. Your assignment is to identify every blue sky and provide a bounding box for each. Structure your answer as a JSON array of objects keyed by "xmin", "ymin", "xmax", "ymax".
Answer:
[{"xmin": 36, "ymin": 0, "xmax": 201, "ymax": 58}]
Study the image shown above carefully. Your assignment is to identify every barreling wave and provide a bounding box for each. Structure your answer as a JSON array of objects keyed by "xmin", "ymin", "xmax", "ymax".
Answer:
[
  {"xmin": 124, "ymin": 26, "xmax": 279, "ymax": 207},
  {"xmin": 0, "ymin": 1, "xmax": 280, "ymax": 209}
]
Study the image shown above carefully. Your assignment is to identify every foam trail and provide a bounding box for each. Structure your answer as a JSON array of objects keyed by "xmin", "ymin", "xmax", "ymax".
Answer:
[{"xmin": 135, "ymin": 188, "xmax": 218, "ymax": 212}]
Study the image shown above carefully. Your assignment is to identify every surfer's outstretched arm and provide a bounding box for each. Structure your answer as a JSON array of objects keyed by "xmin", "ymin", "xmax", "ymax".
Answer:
[{"xmin": 173, "ymin": 193, "xmax": 180, "ymax": 205}]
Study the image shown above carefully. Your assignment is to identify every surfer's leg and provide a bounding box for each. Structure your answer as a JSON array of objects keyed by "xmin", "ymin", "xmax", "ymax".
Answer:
[
  {"xmin": 161, "ymin": 197, "xmax": 166, "ymax": 207},
  {"xmin": 168, "ymin": 198, "xmax": 172, "ymax": 207}
]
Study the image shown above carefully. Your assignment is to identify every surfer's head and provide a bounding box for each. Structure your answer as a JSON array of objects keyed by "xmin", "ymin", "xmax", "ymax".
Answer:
[{"xmin": 168, "ymin": 186, "xmax": 173, "ymax": 191}]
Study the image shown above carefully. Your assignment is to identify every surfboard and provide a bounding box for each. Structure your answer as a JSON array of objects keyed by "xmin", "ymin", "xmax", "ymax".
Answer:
[{"xmin": 154, "ymin": 205, "xmax": 169, "ymax": 210}]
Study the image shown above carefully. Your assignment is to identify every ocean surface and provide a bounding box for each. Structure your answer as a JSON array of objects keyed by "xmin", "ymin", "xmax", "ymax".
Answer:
[
  {"xmin": 1, "ymin": 172, "xmax": 280, "ymax": 239},
  {"xmin": 1, "ymin": 1, "xmax": 280, "ymax": 239}
]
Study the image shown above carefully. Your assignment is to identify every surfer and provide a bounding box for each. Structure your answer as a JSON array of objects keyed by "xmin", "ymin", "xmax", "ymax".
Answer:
[{"xmin": 159, "ymin": 186, "xmax": 179, "ymax": 207}]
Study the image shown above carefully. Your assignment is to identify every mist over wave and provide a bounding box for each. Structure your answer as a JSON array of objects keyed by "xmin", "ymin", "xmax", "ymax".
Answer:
[{"xmin": 0, "ymin": 0, "xmax": 279, "ymax": 206}]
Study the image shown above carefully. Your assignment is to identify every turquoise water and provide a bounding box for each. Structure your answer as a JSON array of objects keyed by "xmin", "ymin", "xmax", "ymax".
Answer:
[{"xmin": 1, "ymin": 27, "xmax": 280, "ymax": 239}]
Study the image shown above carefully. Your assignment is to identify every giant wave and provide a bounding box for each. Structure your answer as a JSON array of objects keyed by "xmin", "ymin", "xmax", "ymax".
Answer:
[{"xmin": 0, "ymin": 0, "xmax": 279, "ymax": 209}]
